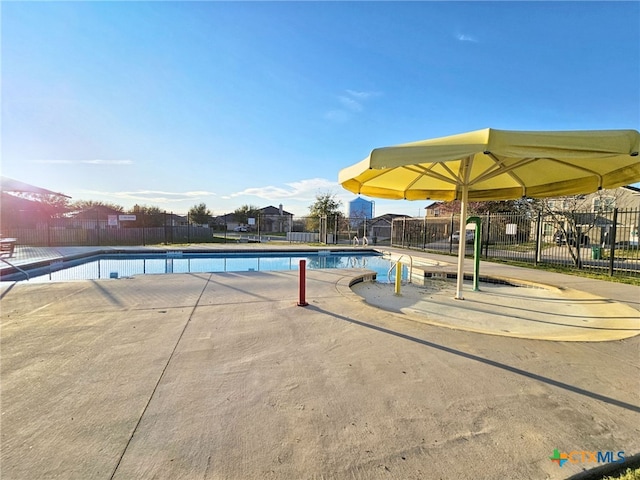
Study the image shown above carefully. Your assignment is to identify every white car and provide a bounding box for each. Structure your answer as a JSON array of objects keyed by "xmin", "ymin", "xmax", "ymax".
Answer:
[
  {"xmin": 234, "ymin": 226, "xmax": 248, "ymax": 232},
  {"xmin": 450, "ymin": 230, "xmax": 475, "ymax": 243}
]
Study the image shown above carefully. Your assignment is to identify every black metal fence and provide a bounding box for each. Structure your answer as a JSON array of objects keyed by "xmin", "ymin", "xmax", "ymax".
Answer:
[
  {"xmin": 391, "ymin": 208, "xmax": 640, "ymax": 278},
  {"xmin": 4, "ymin": 208, "xmax": 638, "ymax": 278},
  {"xmin": 0, "ymin": 212, "xmax": 379, "ymax": 247}
]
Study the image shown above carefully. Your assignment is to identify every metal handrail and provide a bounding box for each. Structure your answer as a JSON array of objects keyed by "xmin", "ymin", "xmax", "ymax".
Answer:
[
  {"xmin": 387, "ymin": 254, "xmax": 413, "ymax": 284},
  {"xmin": 1, "ymin": 258, "xmax": 30, "ymax": 280}
]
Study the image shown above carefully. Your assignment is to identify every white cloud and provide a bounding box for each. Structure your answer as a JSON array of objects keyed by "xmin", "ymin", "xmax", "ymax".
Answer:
[
  {"xmin": 30, "ymin": 159, "xmax": 133, "ymax": 165},
  {"xmin": 82, "ymin": 159, "xmax": 133, "ymax": 165},
  {"xmin": 346, "ymin": 89, "xmax": 381, "ymax": 100},
  {"xmin": 456, "ymin": 33, "xmax": 478, "ymax": 43},
  {"xmin": 230, "ymin": 178, "xmax": 339, "ymax": 201},
  {"xmin": 325, "ymin": 89, "xmax": 381, "ymax": 123},
  {"xmin": 30, "ymin": 160, "xmax": 74, "ymax": 164},
  {"xmin": 81, "ymin": 189, "xmax": 216, "ymax": 204},
  {"xmin": 339, "ymin": 96, "xmax": 362, "ymax": 112},
  {"xmin": 324, "ymin": 110, "xmax": 350, "ymax": 123}
]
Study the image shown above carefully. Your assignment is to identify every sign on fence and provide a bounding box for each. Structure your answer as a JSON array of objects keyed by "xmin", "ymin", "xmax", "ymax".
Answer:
[
  {"xmin": 108, "ymin": 215, "xmax": 118, "ymax": 226},
  {"xmin": 118, "ymin": 215, "xmax": 137, "ymax": 221}
]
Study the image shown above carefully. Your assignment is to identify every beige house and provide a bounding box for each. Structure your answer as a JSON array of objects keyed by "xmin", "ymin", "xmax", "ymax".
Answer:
[
  {"xmin": 545, "ymin": 185, "xmax": 640, "ymax": 212},
  {"xmin": 542, "ymin": 185, "xmax": 640, "ymax": 246}
]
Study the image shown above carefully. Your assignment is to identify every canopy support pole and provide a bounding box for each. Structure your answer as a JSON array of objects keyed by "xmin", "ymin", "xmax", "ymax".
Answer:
[
  {"xmin": 455, "ymin": 187, "xmax": 468, "ymax": 299},
  {"xmin": 455, "ymin": 159, "xmax": 471, "ymax": 299}
]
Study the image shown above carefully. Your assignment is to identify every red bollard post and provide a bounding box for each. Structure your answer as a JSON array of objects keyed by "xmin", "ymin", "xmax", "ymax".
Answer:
[{"xmin": 298, "ymin": 259, "xmax": 309, "ymax": 306}]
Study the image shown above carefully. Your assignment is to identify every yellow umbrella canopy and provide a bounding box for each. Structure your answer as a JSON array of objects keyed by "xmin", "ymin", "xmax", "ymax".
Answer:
[
  {"xmin": 339, "ymin": 128, "xmax": 640, "ymax": 299},
  {"xmin": 339, "ymin": 128, "xmax": 640, "ymax": 201}
]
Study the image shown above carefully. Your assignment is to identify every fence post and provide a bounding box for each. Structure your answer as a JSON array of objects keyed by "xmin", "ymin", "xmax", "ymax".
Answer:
[
  {"xmin": 141, "ymin": 212, "xmax": 146, "ymax": 246},
  {"xmin": 609, "ymin": 208, "xmax": 618, "ymax": 276},
  {"xmin": 96, "ymin": 208, "xmax": 101, "ymax": 246},
  {"xmin": 449, "ymin": 214, "xmax": 454, "ymax": 254},
  {"xmin": 535, "ymin": 212, "xmax": 542, "ymax": 264},
  {"xmin": 422, "ymin": 216, "xmax": 427, "ymax": 250},
  {"xmin": 187, "ymin": 212, "xmax": 191, "ymax": 243},
  {"xmin": 484, "ymin": 213, "xmax": 491, "ymax": 257}
]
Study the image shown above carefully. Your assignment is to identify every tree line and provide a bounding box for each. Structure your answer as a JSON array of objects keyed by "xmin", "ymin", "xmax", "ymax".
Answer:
[{"xmin": 7, "ymin": 191, "xmax": 346, "ymax": 227}]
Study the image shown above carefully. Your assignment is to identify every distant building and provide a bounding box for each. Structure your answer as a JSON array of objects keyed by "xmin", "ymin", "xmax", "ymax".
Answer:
[
  {"xmin": 367, "ymin": 214, "xmax": 411, "ymax": 243},
  {"xmin": 258, "ymin": 204, "xmax": 293, "ymax": 233},
  {"xmin": 425, "ymin": 202, "xmax": 444, "ymax": 217},
  {"xmin": 214, "ymin": 204, "xmax": 293, "ymax": 233},
  {"xmin": 349, "ymin": 197, "xmax": 374, "ymax": 220}
]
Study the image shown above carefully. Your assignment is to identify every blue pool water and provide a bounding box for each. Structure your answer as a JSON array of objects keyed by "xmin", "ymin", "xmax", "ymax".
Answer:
[{"xmin": 13, "ymin": 251, "xmax": 408, "ymax": 283}]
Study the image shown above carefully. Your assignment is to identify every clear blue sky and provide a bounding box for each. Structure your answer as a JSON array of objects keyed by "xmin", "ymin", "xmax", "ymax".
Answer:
[{"xmin": 2, "ymin": 1, "xmax": 639, "ymax": 217}]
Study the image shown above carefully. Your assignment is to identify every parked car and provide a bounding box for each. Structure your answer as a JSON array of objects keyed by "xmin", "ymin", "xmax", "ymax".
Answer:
[
  {"xmin": 234, "ymin": 226, "xmax": 248, "ymax": 232},
  {"xmin": 554, "ymin": 230, "xmax": 589, "ymax": 246},
  {"xmin": 450, "ymin": 230, "xmax": 475, "ymax": 243}
]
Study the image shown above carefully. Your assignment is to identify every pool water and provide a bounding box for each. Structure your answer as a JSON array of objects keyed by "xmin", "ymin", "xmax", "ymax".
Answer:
[{"xmin": 16, "ymin": 252, "xmax": 408, "ymax": 283}]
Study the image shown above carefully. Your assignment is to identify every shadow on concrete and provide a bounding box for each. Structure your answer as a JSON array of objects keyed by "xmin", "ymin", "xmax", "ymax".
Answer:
[
  {"xmin": 308, "ymin": 305, "xmax": 640, "ymax": 414},
  {"xmin": 411, "ymin": 296, "xmax": 640, "ymax": 331}
]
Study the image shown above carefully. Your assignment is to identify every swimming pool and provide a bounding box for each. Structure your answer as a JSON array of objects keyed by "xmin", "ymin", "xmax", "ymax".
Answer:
[{"xmin": 6, "ymin": 251, "xmax": 408, "ymax": 283}]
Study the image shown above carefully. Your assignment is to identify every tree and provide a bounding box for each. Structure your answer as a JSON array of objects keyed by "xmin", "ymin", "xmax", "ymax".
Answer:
[
  {"xmin": 71, "ymin": 200, "xmax": 124, "ymax": 213},
  {"xmin": 308, "ymin": 192, "xmax": 343, "ymax": 217},
  {"xmin": 189, "ymin": 203, "xmax": 212, "ymax": 225},
  {"xmin": 233, "ymin": 204, "xmax": 260, "ymax": 225},
  {"xmin": 130, "ymin": 204, "xmax": 165, "ymax": 227},
  {"xmin": 307, "ymin": 192, "xmax": 343, "ymax": 232},
  {"xmin": 534, "ymin": 190, "xmax": 624, "ymax": 268},
  {"xmin": 431, "ymin": 199, "xmax": 522, "ymax": 216}
]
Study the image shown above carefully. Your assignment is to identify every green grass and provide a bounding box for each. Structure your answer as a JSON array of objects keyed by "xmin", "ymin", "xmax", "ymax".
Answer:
[
  {"xmin": 602, "ymin": 467, "xmax": 640, "ymax": 480},
  {"xmin": 486, "ymin": 258, "xmax": 640, "ymax": 286}
]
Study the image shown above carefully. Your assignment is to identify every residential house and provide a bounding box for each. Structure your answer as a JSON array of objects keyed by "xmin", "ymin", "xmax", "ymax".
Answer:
[
  {"xmin": 68, "ymin": 205, "xmax": 125, "ymax": 229},
  {"xmin": 258, "ymin": 204, "xmax": 294, "ymax": 233},
  {"xmin": 367, "ymin": 214, "xmax": 411, "ymax": 243},
  {"xmin": 215, "ymin": 204, "xmax": 294, "ymax": 233},
  {"xmin": 541, "ymin": 185, "xmax": 639, "ymax": 246},
  {"xmin": 425, "ymin": 202, "xmax": 444, "ymax": 217}
]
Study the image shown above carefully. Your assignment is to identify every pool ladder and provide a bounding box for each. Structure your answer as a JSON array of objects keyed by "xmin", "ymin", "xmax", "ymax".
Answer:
[{"xmin": 387, "ymin": 254, "xmax": 413, "ymax": 284}]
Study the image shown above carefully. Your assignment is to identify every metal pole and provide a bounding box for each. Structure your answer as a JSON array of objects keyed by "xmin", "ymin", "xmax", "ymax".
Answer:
[
  {"xmin": 449, "ymin": 214, "xmax": 455, "ymax": 254},
  {"xmin": 535, "ymin": 212, "xmax": 543, "ymax": 264},
  {"xmin": 455, "ymin": 158, "xmax": 472, "ymax": 300},
  {"xmin": 484, "ymin": 213, "xmax": 491, "ymax": 257},
  {"xmin": 141, "ymin": 211, "xmax": 146, "ymax": 246},
  {"xmin": 422, "ymin": 216, "xmax": 427, "ymax": 250},
  {"xmin": 297, "ymin": 259, "xmax": 309, "ymax": 306},
  {"xmin": 608, "ymin": 208, "xmax": 618, "ymax": 276},
  {"xmin": 467, "ymin": 216, "xmax": 481, "ymax": 291}
]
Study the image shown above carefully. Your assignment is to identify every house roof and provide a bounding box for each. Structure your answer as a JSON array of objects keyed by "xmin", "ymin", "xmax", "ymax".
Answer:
[
  {"xmin": 0, "ymin": 176, "xmax": 71, "ymax": 198},
  {"xmin": 259, "ymin": 205, "xmax": 293, "ymax": 216},
  {"xmin": 369, "ymin": 213, "xmax": 411, "ymax": 225},
  {"xmin": 72, "ymin": 205, "xmax": 123, "ymax": 219}
]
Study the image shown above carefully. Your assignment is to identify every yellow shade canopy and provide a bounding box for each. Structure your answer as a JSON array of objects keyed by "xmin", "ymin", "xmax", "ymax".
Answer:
[
  {"xmin": 339, "ymin": 128, "xmax": 640, "ymax": 201},
  {"xmin": 339, "ymin": 128, "xmax": 640, "ymax": 300}
]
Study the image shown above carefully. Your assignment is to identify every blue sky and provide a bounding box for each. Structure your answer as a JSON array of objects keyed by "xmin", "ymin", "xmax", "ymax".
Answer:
[{"xmin": 2, "ymin": 1, "xmax": 639, "ymax": 217}]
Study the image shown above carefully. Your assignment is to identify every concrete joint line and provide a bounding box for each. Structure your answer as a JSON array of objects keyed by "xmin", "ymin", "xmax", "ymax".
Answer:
[{"xmin": 108, "ymin": 274, "xmax": 213, "ymax": 480}]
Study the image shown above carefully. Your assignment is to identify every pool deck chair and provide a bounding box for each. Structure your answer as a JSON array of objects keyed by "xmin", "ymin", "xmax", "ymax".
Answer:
[{"xmin": 0, "ymin": 238, "xmax": 17, "ymax": 258}]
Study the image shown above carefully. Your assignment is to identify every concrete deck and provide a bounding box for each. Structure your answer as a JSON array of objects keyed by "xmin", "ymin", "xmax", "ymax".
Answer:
[{"xmin": 1, "ymin": 245, "xmax": 639, "ymax": 479}]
